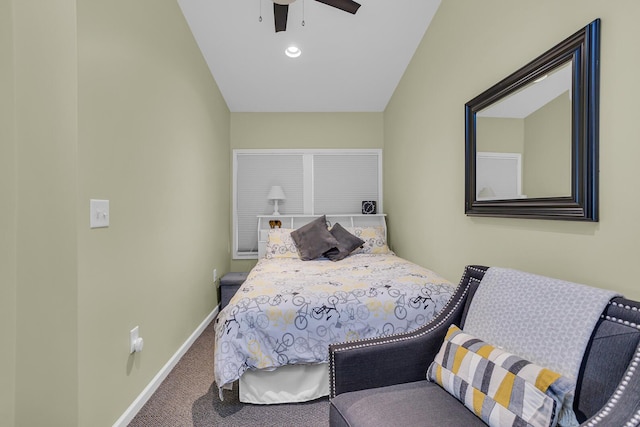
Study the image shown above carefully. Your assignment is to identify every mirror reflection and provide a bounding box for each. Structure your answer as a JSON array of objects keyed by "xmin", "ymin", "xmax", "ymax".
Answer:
[
  {"xmin": 475, "ymin": 61, "xmax": 572, "ymax": 200},
  {"xmin": 464, "ymin": 18, "xmax": 599, "ymax": 221}
]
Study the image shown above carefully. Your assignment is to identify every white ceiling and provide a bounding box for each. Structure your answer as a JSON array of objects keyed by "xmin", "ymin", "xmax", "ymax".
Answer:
[
  {"xmin": 178, "ymin": 0, "xmax": 441, "ymax": 112},
  {"xmin": 479, "ymin": 62, "xmax": 573, "ymax": 119}
]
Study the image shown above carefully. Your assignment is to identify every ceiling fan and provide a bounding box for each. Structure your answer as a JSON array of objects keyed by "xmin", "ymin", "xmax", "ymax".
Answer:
[{"xmin": 272, "ymin": 0, "xmax": 361, "ymax": 32}]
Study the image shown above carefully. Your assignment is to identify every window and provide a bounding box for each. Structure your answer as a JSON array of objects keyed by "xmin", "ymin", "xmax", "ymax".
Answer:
[
  {"xmin": 476, "ymin": 152, "xmax": 524, "ymax": 200},
  {"xmin": 233, "ymin": 149, "xmax": 382, "ymax": 259}
]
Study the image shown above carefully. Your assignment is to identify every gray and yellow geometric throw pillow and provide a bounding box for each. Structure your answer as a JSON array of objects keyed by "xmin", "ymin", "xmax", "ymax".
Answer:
[{"xmin": 427, "ymin": 325, "xmax": 573, "ymax": 427}]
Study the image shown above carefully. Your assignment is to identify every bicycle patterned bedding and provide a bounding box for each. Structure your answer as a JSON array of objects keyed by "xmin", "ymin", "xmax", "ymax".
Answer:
[{"xmin": 213, "ymin": 252, "xmax": 455, "ymax": 395}]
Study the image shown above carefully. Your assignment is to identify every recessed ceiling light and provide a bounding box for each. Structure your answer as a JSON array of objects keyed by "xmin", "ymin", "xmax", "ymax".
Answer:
[{"xmin": 285, "ymin": 46, "xmax": 301, "ymax": 58}]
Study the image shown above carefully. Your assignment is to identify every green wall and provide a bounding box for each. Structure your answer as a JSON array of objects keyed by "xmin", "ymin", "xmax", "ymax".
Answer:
[
  {"xmin": 5, "ymin": 0, "xmax": 231, "ymax": 425},
  {"xmin": 229, "ymin": 112, "xmax": 383, "ymax": 272},
  {"xmin": 13, "ymin": 0, "xmax": 79, "ymax": 424},
  {"xmin": 385, "ymin": 0, "xmax": 640, "ymax": 300},
  {"xmin": 477, "ymin": 117, "xmax": 524, "ymax": 154},
  {"xmin": 231, "ymin": 112, "xmax": 384, "ymax": 150},
  {"xmin": 76, "ymin": 1, "xmax": 230, "ymax": 424},
  {"xmin": 0, "ymin": 0, "xmax": 16, "ymax": 424},
  {"xmin": 523, "ymin": 92, "xmax": 572, "ymax": 197}
]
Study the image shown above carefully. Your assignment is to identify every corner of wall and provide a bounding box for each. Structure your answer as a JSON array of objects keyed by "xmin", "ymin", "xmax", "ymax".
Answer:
[{"xmin": 0, "ymin": 0, "xmax": 17, "ymax": 423}]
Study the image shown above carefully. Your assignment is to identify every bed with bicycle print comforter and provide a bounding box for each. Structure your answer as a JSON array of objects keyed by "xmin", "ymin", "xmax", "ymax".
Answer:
[{"xmin": 213, "ymin": 252, "xmax": 455, "ymax": 394}]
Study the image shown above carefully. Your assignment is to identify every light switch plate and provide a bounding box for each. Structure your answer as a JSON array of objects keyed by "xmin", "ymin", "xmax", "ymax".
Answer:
[{"xmin": 90, "ymin": 199, "xmax": 110, "ymax": 228}]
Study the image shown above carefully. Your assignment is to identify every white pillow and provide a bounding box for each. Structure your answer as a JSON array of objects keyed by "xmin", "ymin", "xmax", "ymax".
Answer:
[
  {"xmin": 348, "ymin": 226, "xmax": 392, "ymax": 254},
  {"xmin": 264, "ymin": 228, "xmax": 299, "ymax": 259}
]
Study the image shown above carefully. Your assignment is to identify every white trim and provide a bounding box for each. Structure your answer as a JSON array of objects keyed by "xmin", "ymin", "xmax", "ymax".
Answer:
[
  {"xmin": 303, "ymin": 154, "xmax": 313, "ymax": 214},
  {"xmin": 112, "ymin": 306, "xmax": 220, "ymax": 427},
  {"xmin": 232, "ymin": 148, "xmax": 383, "ymax": 155},
  {"xmin": 232, "ymin": 153, "xmax": 242, "ymax": 259}
]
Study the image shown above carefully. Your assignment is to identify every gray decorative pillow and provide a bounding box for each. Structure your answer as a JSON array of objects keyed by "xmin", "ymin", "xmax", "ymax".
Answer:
[
  {"xmin": 290, "ymin": 215, "xmax": 340, "ymax": 261},
  {"xmin": 324, "ymin": 223, "xmax": 365, "ymax": 261}
]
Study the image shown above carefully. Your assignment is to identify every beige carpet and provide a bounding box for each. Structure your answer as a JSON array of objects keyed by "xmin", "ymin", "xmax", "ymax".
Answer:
[{"xmin": 128, "ymin": 318, "xmax": 329, "ymax": 426}]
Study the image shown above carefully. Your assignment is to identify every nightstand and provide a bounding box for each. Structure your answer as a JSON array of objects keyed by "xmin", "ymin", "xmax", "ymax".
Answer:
[{"xmin": 220, "ymin": 272, "xmax": 249, "ymax": 310}]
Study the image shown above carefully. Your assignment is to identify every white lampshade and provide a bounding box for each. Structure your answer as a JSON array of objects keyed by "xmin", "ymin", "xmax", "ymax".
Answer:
[
  {"xmin": 267, "ymin": 186, "xmax": 286, "ymax": 215},
  {"xmin": 267, "ymin": 186, "xmax": 286, "ymax": 201},
  {"xmin": 478, "ymin": 186, "xmax": 496, "ymax": 198}
]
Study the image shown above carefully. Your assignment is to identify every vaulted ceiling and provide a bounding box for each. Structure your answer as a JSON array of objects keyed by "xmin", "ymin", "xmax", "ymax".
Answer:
[{"xmin": 178, "ymin": 0, "xmax": 441, "ymax": 112}]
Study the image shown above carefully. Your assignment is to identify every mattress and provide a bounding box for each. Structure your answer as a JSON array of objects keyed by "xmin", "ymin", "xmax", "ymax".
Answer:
[{"xmin": 214, "ymin": 252, "xmax": 455, "ymax": 397}]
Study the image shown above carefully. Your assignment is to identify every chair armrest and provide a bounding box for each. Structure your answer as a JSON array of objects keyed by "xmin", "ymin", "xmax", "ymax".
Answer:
[
  {"xmin": 329, "ymin": 265, "xmax": 488, "ymax": 398},
  {"xmin": 580, "ymin": 339, "xmax": 640, "ymax": 426}
]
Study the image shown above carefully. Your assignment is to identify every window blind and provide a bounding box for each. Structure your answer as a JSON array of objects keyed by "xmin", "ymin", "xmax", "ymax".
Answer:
[
  {"xmin": 313, "ymin": 153, "xmax": 380, "ymax": 214},
  {"xmin": 233, "ymin": 149, "xmax": 381, "ymax": 258},
  {"xmin": 235, "ymin": 154, "xmax": 304, "ymax": 253}
]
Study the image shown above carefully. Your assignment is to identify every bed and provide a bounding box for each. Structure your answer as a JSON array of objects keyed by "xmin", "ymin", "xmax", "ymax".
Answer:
[{"xmin": 214, "ymin": 215, "xmax": 455, "ymax": 404}]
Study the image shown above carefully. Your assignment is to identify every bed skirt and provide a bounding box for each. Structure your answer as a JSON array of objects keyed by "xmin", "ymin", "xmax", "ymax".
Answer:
[{"xmin": 238, "ymin": 363, "xmax": 329, "ymax": 404}]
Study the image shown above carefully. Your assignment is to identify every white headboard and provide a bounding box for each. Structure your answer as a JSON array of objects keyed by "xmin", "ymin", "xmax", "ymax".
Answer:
[{"xmin": 257, "ymin": 214, "xmax": 387, "ymax": 259}]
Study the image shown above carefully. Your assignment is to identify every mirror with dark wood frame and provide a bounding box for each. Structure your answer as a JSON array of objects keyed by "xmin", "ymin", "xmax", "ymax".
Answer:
[{"xmin": 465, "ymin": 19, "xmax": 600, "ymax": 221}]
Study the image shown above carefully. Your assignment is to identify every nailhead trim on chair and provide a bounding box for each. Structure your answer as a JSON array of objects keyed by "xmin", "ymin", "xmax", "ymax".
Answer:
[
  {"xmin": 329, "ymin": 273, "xmax": 640, "ymax": 425},
  {"xmin": 583, "ymin": 323, "xmax": 640, "ymax": 426},
  {"xmin": 602, "ymin": 301, "xmax": 640, "ymax": 330},
  {"xmin": 602, "ymin": 315, "xmax": 640, "ymax": 330},
  {"xmin": 328, "ymin": 266, "xmax": 485, "ymax": 398}
]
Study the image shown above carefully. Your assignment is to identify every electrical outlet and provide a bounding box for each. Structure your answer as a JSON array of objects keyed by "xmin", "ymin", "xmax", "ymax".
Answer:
[
  {"xmin": 130, "ymin": 326, "xmax": 144, "ymax": 353},
  {"xmin": 213, "ymin": 268, "xmax": 218, "ymax": 283}
]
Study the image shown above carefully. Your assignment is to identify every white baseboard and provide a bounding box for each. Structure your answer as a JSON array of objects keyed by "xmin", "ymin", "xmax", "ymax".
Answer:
[{"xmin": 113, "ymin": 305, "xmax": 220, "ymax": 427}]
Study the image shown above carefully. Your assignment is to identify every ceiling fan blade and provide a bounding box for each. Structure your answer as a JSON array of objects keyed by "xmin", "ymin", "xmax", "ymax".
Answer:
[
  {"xmin": 274, "ymin": 4, "xmax": 289, "ymax": 32},
  {"xmin": 314, "ymin": 0, "xmax": 361, "ymax": 14}
]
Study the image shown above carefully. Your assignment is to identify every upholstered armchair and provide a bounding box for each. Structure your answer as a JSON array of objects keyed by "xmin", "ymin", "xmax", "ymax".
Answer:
[{"xmin": 329, "ymin": 265, "xmax": 640, "ymax": 427}]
